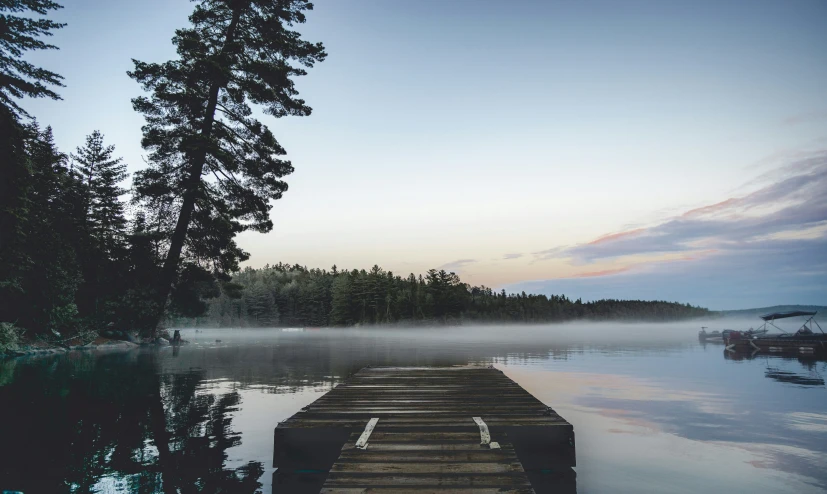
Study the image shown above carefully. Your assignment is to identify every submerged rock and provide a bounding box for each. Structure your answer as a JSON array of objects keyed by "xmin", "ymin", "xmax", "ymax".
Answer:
[
  {"xmin": 4, "ymin": 346, "xmax": 68, "ymax": 357},
  {"xmin": 93, "ymin": 340, "xmax": 140, "ymax": 349}
]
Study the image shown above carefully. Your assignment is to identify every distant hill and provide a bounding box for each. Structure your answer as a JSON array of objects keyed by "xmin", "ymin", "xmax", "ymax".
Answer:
[{"xmin": 714, "ymin": 305, "xmax": 826, "ymax": 319}]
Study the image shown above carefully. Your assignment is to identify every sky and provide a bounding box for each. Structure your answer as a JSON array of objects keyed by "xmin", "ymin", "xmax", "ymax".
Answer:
[{"xmin": 22, "ymin": 0, "xmax": 827, "ymax": 310}]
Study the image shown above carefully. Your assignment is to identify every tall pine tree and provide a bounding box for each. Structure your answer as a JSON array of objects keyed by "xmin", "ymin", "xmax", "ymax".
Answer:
[
  {"xmin": 71, "ymin": 130, "xmax": 128, "ymax": 257},
  {"xmin": 18, "ymin": 123, "xmax": 82, "ymax": 333},
  {"xmin": 71, "ymin": 131, "xmax": 129, "ymax": 319},
  {"xmin": 0, "ymin": 1, "xmax": 65, "ymax": 326},
  {"xmin": 129, "ymin": 0, "xmax": 326, "ymax": 333}
]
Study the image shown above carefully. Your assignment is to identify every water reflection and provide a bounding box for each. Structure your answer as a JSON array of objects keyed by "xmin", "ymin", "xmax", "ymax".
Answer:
[
  {"xmin": 764, "ymin": 369, "xmax": 825, "ymax": 387},
  {"xmin": 505, "ymin": 365, "xmax": 827, "ymax": 493},
  {"xmin": 0, "ymin": 352, "xmax": 263, "ymax": 493},
  {"xmin": 0, "ymin": 324, "xmax": 825, "ymax": 493},
  {"xmin": 722, "ymin": 347, "xmax": 827, "ymax": 387}
]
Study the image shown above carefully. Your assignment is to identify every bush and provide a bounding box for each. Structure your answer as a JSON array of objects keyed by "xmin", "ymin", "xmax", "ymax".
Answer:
[
  {"xmin": 0, "ymin": 322, "xmax": 25, "ymax": 353},
  {"xmin": 49, "ymin": 303, "xmax": 79, "ymax": 334}
]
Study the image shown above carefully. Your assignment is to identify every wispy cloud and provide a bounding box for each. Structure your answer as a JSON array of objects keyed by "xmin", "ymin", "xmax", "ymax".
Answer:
[
  {"xmin": 515, "ymin": 153, "xmax": 827, "ymax": 308},
  {"xmin": 570, "ymin": 267, "xmax": 631, "ymax": 278},
  {"xmin": 538, "ymin": 152, "xmax": 827, "ymax": 264},
  {"xmin": 439, "ymin": 259, "xmax": 477, "ymax": 272},
  {"xmin": 681, "ymin": 198, "xmax": 740, "ymax": 218},
  {"xmin": 509, "ymin": 237, "xmax": 827, "ymax": 308},
  {"xmin": 532, "ymin": 245, "xmax": 566, "ymax": 260},
  {"xmin": 586, "ymin": 228, "xmax": 647, "ymax": 246},
  {"xmin": 502, "ymin": 253, "xmax": 523, "ymax": 260}
]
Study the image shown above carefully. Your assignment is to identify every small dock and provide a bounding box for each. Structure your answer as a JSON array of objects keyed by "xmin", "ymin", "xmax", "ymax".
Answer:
[{"xmin": 273, "ymin": 366, "xmax": 576, "ymax": 493}]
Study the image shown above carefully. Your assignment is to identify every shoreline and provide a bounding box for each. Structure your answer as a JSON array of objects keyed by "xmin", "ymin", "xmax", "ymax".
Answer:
[
  {"xmin": 1, "ymin": 334, "xmax": 180, "ymax": 359},
  {"xmin": 3, "ymin": 338, "xmax": 141, "ymax": 358}
]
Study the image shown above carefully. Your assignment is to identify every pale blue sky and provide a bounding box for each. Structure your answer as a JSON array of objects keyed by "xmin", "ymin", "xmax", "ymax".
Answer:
[{"xmin": 22, "ymin": 0, "xmax": 827, "ymax": 309}]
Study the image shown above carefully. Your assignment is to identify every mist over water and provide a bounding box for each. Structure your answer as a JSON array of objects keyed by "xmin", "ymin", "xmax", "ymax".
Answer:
[{"xmin": 1, "ymin": 322, "xmax": 825, "ymax": 493}]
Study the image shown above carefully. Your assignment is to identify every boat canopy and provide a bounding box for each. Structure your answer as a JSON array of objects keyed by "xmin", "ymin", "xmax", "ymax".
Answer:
[{"xmin": 760, "ymin": 311, "xmax": 817, "ymax": 321}]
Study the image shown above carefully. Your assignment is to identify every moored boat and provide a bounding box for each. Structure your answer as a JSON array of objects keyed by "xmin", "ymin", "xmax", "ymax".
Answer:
[
  {"xmin": 722, "ymin": 327, "xmax": 767, "ymax": 340},
  {"xmin": 699, "ymin": 326, "xmax": 765, "ymax": 343},
  {"xmin": 725, "ymin": 311, "xmax": 826, "ymax": 355},
  {"xmin": 698, "ymin": 327, "xmax": 723, "ymax": 342}
]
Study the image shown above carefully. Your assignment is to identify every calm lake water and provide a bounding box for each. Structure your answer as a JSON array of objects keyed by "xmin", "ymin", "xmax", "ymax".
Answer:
[{"xmin": 1, "ymin": 322, "xmax": 826, "ymax": 493}]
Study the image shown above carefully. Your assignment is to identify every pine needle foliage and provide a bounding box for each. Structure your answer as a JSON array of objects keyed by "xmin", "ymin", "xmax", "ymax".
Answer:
[
  {"xmin": 128, "ymin": 0, "xmax": 326, "ymax": 331},
  {"xmin": 71, "ymin": 130, "xmax": 129, "ymax": 258},
  {"xmin": 0, "ymin": 0, "xmax": 65, "ymax": 118}
]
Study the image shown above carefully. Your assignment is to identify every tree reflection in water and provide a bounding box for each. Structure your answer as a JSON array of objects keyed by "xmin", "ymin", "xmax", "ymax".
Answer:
[{"xmin": 0, "ymin": 351, "xmax": 264, "ymax": 494}]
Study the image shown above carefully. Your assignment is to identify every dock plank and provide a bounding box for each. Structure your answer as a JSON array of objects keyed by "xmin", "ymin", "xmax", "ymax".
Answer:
[
  {"xmin": 331, "ymin": 462, "xmax": 525, "ymax": 474},
  {"xmin": 322, "ymin": 473, "xmax": 533, "ymax": 487},
  {"xmin": 335, "ymin": 449, "xmax": 519, "ymax": 462},
  {"xmin": 273, "ymin": 366, "xmax": 575, "ymax": 493},
  {"xmin": 320, "ymin": 489, "xmax": 535, "ymax": 494}
]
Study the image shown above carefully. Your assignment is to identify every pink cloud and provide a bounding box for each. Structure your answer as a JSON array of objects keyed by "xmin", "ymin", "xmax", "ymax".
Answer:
[
  {"xmin": 534, "ymin": 152, "xmax": 827, "ymax": 264},
  {"xmin": 587, "ymin": 228, "xmax": 647, "ymax": 246},
  {"xmin": 681, "ymin": 197, "xmax": 740, "ymax": 218},
  {"xmin": 570, "ymin": 266, "xmax": 632, "ymax": 278},
  {"xmin": 572, "ymin": 266, "xmax": 632, "ymax": 278}
]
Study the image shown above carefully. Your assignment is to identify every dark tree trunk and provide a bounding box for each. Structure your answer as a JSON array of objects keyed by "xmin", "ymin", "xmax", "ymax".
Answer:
[{"xmin": 150, "ymin": 8, "xmax": 243, "ymax": 335}]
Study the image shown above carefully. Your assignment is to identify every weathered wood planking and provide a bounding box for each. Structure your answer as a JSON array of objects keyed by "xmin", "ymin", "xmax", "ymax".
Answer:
[{"xmin": 273, "ymin": 366, "xmax": 576, "ymax": 493}]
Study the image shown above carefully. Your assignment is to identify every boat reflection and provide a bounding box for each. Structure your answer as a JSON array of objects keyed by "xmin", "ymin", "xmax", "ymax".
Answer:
[
  {"xmin": 724, "ymin": 349, "xmax": 827, "ymax": 387},
  {"xmin": 765, "ymin": 368, "xmax": 825, "ymax": 387}
]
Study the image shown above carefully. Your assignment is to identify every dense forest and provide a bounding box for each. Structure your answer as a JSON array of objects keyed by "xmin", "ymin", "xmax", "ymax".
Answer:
[
  {"xmin": 174, "ymin": 263, "xmax": 710, "ymax": 328},
  {"xmin": 0, "ymin": 1, "xmax": 707, "ymax": 352},
  {"xmin": 0, "ymin": 0, "xmax": 325, "ymax": 348}
]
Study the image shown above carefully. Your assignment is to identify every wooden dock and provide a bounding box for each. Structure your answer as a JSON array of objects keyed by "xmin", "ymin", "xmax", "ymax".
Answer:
[{"xmin": 273, "ymin": 366, "xmax": 576, "ymax": 493}]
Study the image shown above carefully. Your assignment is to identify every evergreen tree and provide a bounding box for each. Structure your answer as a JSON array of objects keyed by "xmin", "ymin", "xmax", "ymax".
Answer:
[
  {"xmin": 17, "ymin": 123, "xmax": 82, "ymax": 333},
  {"xmin": 188, "ymin": 263, "xmax": 712, "ymax": 328},
  {"xmin": 0, "ymin": 0, "xmax": 65, "ymax": 326},
  {"xmin": 128, "ymin": 0, "xmax": 326, "ymax": 332},
  {"xmin": 116, "ymin": 213, "xmax": 164, "ymax": 333},
  {"xmin": 70, "ymin": 131, "xmax": 129, "ymax": 320},
  {"xmin": 245, "ymin": 280, "xmax": 277, "ymax": 326},
  {"xmin": 0, "ymin": 106, "xmax": 32, "ymax": 323},
  {"xmin": 71, "ymin": 130, "xmax": 128, "ymax": 257},
  {"xmin": 0, "ymin": 0, "xmax": 65, "ymax": 118},
  {"xmin": 329, "ymin": 274, "xmax": 353, "ymax": 326}
]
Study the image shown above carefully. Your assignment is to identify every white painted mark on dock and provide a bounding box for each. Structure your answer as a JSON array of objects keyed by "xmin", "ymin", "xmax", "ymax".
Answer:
[
  {"xmin": 472, "ymin": 416, "xmax": 491, "ymax": 445},
  {"xmin": 355, "ymin": 417, "xmax": 379, "ymax": 450},
  {"xmin": 489, "ymin": 441, "xmax": 501, "ymax": 449}
]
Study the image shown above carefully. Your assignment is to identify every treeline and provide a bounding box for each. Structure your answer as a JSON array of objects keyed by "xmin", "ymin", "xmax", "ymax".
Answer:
[
  {"xmin": 176, "ymin": 263, "xmax": 711, "ymax": 327},
  {"xmin": 0, "ymin": 2, "xmax": 706, "ymax": 342},
  {"xmin": 0, "ymin": 122, "xmax": 161, "ymax": 336},
  {"xmin": 0, "ymin": 1, "xmax": 325, "ymax": 342}
]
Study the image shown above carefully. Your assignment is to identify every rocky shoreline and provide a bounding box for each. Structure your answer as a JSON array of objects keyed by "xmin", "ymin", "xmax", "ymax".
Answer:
[
  {"xmin": 2, "ymin": 330, "xmax": 187, "ymax": 359},
  {"xmin": 4, "ymin": 338, "xmax": 141, "ymax": 357}
]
